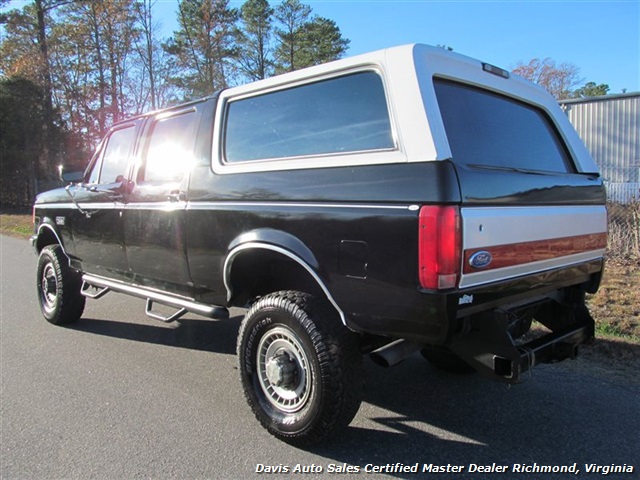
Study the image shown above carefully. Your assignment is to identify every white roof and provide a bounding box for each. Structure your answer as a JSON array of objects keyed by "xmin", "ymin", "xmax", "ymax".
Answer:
[{"xmin": 219, "ymin": 44, "xmax": 598, "ymax": 173}]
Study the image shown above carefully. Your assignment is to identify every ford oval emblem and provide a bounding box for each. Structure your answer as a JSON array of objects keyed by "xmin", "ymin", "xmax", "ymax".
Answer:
[{"xmin": 469, "ymin": 251, "xmax": 493, "ymax": 269}]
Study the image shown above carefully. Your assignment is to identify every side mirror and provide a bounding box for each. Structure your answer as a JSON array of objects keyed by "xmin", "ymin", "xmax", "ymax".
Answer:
[{"xmin": 58, "ymin": 165, "xmax": 84, "ymax": 183}]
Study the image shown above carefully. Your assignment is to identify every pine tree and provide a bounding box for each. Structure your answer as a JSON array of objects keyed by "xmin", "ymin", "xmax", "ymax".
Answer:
[
  {"xmin": 235, "ymin": 0, "xmax": 274, "ymax": 81},
  {"xmin": 164, "ymin": 0, "xmax": 238, "ymax": 98}
]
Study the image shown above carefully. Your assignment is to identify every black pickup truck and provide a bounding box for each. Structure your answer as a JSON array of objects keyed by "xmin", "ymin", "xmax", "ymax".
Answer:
[{"xmin": 32, "ymin": 44, "xmax": 608, "ymax": 446}]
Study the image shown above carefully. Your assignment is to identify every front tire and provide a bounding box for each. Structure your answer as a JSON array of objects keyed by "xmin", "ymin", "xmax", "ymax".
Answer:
[
  {"xmin": 36, "ymin": 245, "xmax": 85, "ymax": 325},
  {"xmin": 237, "ymin": 291, "xmax": 363, "ymax": 446}
]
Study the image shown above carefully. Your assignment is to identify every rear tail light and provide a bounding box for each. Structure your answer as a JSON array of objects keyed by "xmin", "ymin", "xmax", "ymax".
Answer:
[{"xmin": 419, "ymin": 205, "xmax": 461, "ymax": 290}]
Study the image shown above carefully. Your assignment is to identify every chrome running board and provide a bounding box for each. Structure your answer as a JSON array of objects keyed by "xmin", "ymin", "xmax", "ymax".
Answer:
[{"xmin": 81, "ymin": 274, "xmax": 229, "ymax": 322}]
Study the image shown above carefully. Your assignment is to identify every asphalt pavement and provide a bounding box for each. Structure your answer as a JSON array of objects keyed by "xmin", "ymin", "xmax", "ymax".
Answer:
[{"xmin": 1, "ymin": 235, "xmax": 638, "ymax": 479}]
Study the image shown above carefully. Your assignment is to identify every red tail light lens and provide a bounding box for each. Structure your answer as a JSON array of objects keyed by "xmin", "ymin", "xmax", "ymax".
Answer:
[{"xmin": 419, "ymin": 205, "xmax": 461, "ymax": 290}]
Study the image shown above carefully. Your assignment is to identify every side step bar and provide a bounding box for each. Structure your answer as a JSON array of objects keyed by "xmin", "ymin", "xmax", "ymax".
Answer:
[
  {"xmin": 145, "ymin": 300, "xmax": 187, "ymax": 323},
  {"xmin": 81, "ymin": 274, "xmax": 229, "ymax": 322}
]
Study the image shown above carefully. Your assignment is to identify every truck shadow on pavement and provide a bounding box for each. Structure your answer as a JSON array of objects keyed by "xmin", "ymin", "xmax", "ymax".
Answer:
[
  {"xmin": 309, "ymin": 356, "xmax": 639, "ymax": 479},
  {"xmin": 68, "ymin": 313, "xmax": 243, "ymax": 355},
  {"xmin": 67, "ymin": 313, "xmax": 638, "ymax": 479}
]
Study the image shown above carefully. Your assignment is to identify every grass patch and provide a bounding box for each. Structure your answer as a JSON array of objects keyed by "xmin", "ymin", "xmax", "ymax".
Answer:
[
  {"xmin": 587, "ymin": 261, "xmax": 640, "ymax": 345},
  {"xmin": 0, "ymin": 212, "xmax": 33, "ymax": 238}
]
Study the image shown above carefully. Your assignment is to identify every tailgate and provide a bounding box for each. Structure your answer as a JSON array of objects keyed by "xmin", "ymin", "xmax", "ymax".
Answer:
[
  {"xmin": 432, "ymin": 77, "xmax": 607, "ymax": 290},
  {"xmin": 459, "ymin": 204, "xmax": 607, "ymax": 289}
]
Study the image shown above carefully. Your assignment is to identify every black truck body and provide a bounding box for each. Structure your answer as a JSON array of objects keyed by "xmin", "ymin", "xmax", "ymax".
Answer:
[{"xmin": 32, "ymin": 44, "xmax": 607, "ymax": 445}]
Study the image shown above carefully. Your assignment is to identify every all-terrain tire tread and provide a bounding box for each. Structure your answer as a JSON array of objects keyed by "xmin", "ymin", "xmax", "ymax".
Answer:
[
  {"xmin": 237, "ymin": 290, "xmax": 363, "ymax": 446},
  {"xmin": 37, "ymin": 245, "xmax": 85, "ymax": 325}
]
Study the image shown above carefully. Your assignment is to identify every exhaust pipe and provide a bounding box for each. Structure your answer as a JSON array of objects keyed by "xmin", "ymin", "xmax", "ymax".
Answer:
[{"xmin": 370, "ymin": 339, "xmax": 421, "ymax": 367}]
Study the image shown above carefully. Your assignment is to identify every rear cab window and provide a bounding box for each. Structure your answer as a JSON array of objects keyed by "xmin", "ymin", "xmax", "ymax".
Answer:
[{"xmin": 433, "ymin": 79, "xmax": 575, "ymax": 174}]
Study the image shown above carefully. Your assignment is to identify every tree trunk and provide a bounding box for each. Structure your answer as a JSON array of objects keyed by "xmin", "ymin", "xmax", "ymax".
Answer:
[{"xmin": 35, "ymin": 0, "xmax": 52, "ymax": 187}]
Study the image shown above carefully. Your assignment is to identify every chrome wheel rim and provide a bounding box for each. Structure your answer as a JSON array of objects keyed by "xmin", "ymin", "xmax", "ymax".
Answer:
[
  {"xmin": 257, "ymin": 326, "xmax": 311, "ymax": 413},
  {"xmin": 40, "ymin": 262, "xmax": 58, "ymax": 311}
]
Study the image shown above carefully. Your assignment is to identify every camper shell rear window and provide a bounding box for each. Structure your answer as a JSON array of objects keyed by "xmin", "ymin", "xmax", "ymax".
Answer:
[{"xmin": 434, "ymin": 79, "xmax": 574, "ymax": 174}]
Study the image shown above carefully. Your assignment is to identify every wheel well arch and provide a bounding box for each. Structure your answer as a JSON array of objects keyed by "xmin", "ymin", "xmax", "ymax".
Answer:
[
  {"xmin": 224, "ymin": 243, "xmax": 347, "ymax": 326},
  {"xmin": 35, "ymin": 223, "xmax": 65, "ymax": 254}
]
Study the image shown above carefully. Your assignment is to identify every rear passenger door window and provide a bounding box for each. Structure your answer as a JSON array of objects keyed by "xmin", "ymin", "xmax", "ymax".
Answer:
[
  {"xmin": 124, "ymin": 107, "xmax": 201, "ymax": 294},
  {"xmin": 140, "ymin": 109, "xmax": 199, "ymax": 184},
  {"xmin": 223, "ymin": 71, "xmax": 395, "ymax": 163}
]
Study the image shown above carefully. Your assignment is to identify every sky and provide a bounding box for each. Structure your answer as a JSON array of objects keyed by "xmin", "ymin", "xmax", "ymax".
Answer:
[
  {"xmin": 154, "ymin": 0, "xmax": 640, "ymax": 94},
  {"xmin": 3, "ymin": 0, "xmax": 639, "ymax": 93}
]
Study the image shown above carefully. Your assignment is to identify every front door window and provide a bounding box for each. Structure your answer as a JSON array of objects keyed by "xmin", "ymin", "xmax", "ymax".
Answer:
[{"xmin": 88, "ymin": 124, "xmax": 137, "ymax": 185}]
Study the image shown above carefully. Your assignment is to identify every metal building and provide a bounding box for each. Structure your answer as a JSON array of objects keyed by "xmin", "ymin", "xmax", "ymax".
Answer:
[{"xmin": 559, "ymin": 92, "xmax": 640, "ymax": 203}]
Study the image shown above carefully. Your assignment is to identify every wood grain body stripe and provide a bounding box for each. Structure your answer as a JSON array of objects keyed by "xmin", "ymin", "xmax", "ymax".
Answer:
[{"xmin": 463, "ymin": 232, "xmax": 608, "ymax": 274}]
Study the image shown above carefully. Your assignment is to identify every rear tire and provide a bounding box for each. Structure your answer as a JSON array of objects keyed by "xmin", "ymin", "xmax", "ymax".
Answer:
[
  {"xmin": 36, "ymin": 245, "xmax": 85, "ymax": 325},
  {"xmin": 237, "ymin": 291, "xmax": 363, "ymax": 446}
]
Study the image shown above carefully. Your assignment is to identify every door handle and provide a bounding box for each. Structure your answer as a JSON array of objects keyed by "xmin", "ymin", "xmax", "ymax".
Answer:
[{"xmin": 167, "ymin": 191, "xmax": 186, "ymax": 202}]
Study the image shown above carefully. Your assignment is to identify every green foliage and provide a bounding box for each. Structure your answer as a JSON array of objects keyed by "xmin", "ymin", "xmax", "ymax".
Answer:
[
  {"xmin": 296, "ymin": 16, "xmax": 349, "ymax": 69},
  {"xmin": 61, "ymin": 1, "xmax": 139, "ymax": 132},
  {"xmin": 0, "ymin": 78, "xmax": 49, "ymax": 206},
  {"xmin": 235, "ymin": 0, "xmax": 274, "ymax": 80},
  {"xmin": 273, "ymin": 0, "xmax": 311, "ymax": 73},
  {"xmin": 0, "ymin": 0, "xmax": 10, "ymax": 23},
  {"xmin": 0, "ymin": 3, "xmax": 43, "ymax": 83},
  {"xmin": 0, "ymin": 0, "xmax": 349, "ymax": 206},
  {"xmin": 572, "ymin": 81, "xmax": 610, "ymax": 98},
  {"xmin": 164, "ymin": 0, "xmax": 238, "ymax": 98},
  {"xmin": 0, "ymin": 78, "xmax": 44, "ymax": 161},
  {"xmin": 270, "ymin": 0, "xmax": 348, "ymax": 74}
]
